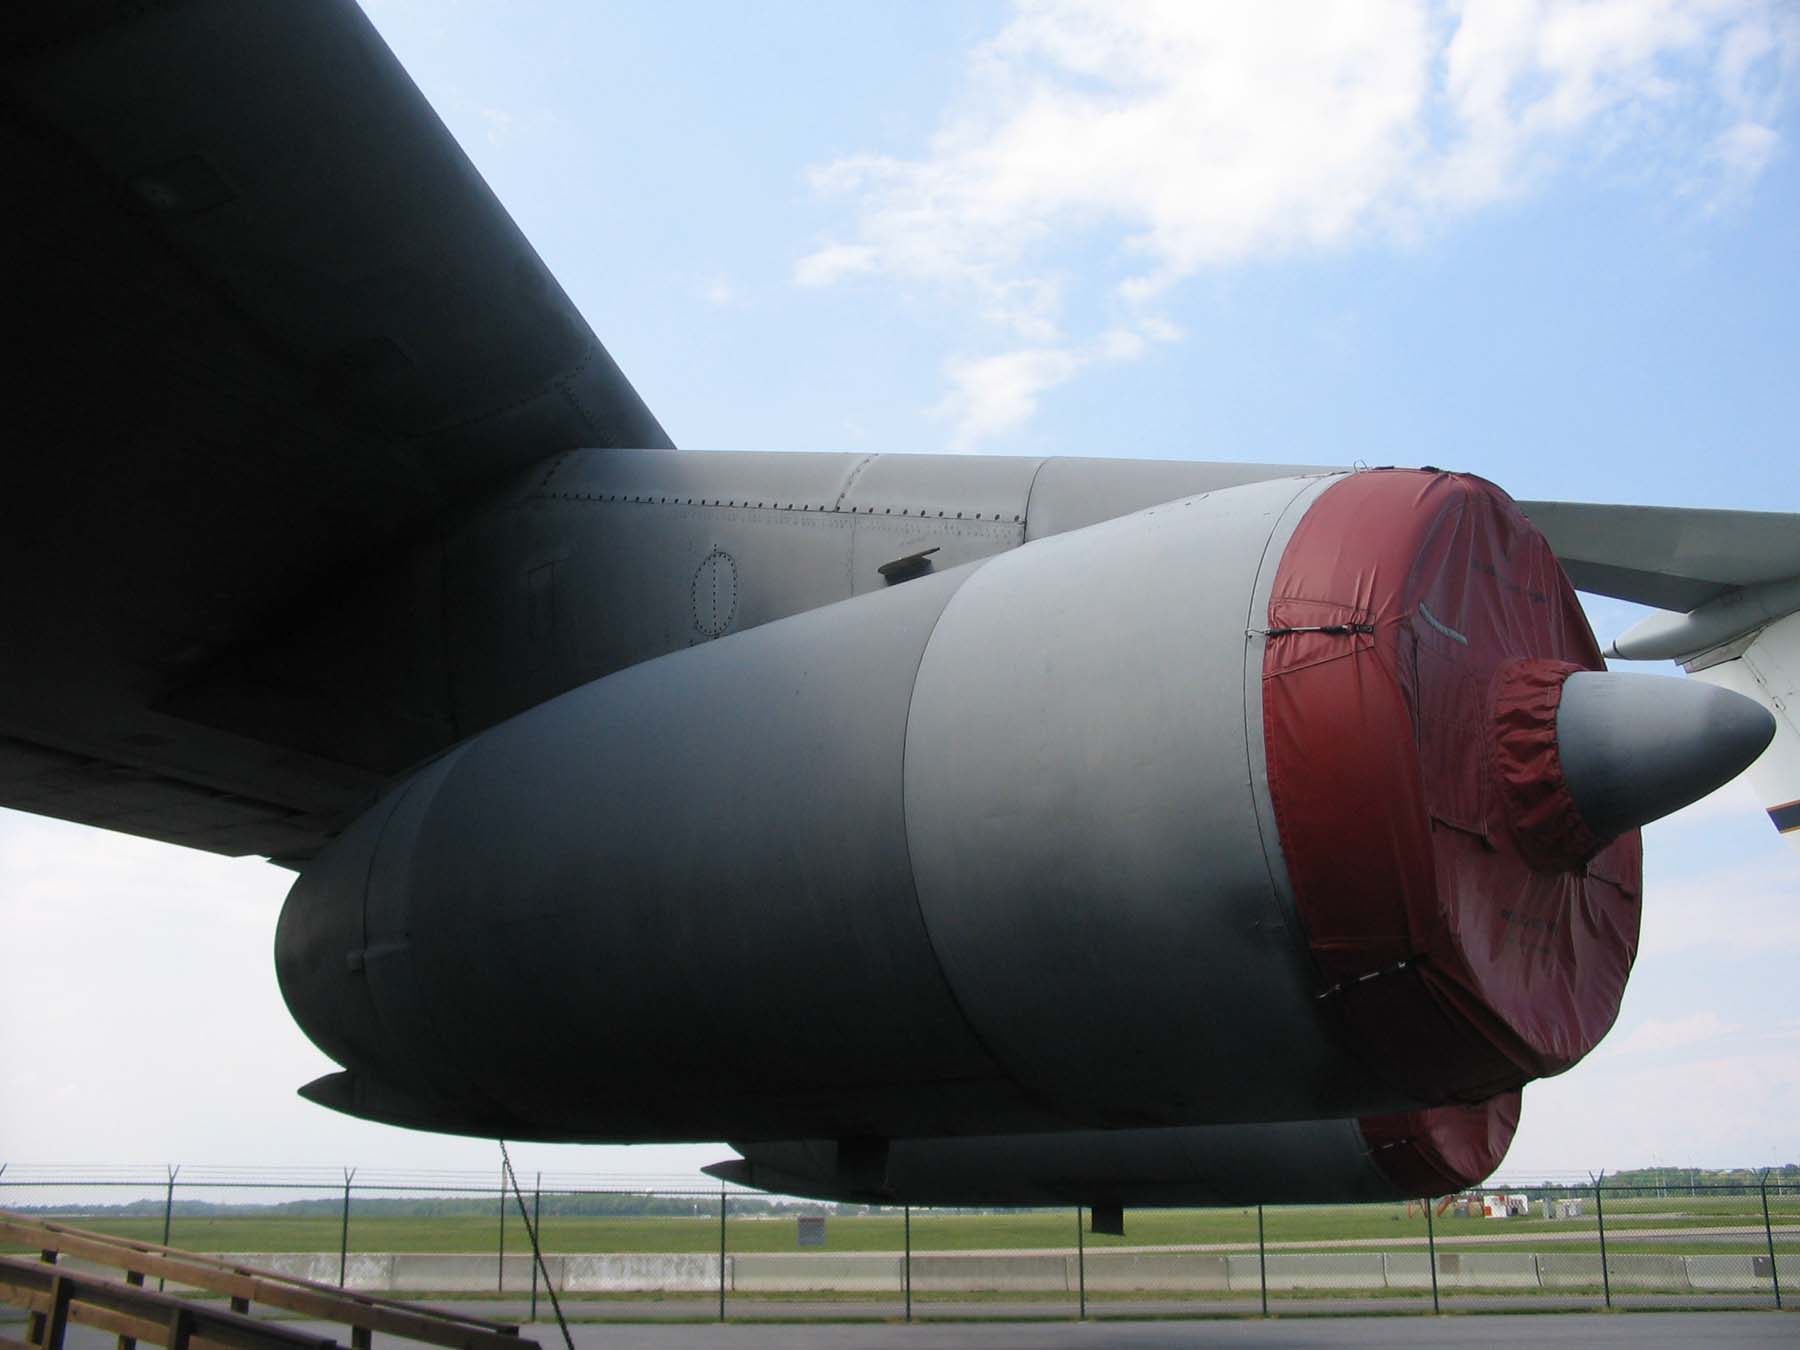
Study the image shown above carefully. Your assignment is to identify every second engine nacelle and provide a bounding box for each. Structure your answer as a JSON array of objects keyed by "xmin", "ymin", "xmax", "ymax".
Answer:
[{"xmin": 707, "ymin": 1093, "xmax": 1523, "ymax": 1209}]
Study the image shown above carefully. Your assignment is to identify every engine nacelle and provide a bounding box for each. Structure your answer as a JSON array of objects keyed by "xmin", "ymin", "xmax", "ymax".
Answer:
[
  {"xmin": 707, "ymin": 1093, "xmax": 1522, "ymax": 1208},
  {"xmin": 277, "ymin": 469, "xmax": 1646, "ymax": 1142}
]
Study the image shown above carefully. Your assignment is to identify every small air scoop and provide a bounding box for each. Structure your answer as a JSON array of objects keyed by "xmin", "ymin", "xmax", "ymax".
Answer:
[
  {"xmin": 878, "ymin": 546, "xmax": 939, "ymax": 584},
  {"xmin": 1557, "ymin": 672, "xmax": 1775, "ymax": 840}
]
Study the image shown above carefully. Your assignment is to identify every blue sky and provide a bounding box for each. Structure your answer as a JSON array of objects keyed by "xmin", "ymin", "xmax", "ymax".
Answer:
[
  {"xmin": 373, "ymin": 0, "xmax": 1800, "ymax": 511},
  {"xmin": 2, "ymin": 1, "xmax": 1797, "ymax": 1187}
]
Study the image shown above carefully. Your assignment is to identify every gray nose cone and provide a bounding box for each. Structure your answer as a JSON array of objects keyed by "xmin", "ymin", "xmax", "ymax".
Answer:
[{"xmin": 1557, "ymin": 672, "xmax": 1775, "ymax": 840}]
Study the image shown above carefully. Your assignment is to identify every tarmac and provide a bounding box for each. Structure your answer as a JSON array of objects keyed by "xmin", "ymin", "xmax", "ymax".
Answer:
[
  {"xmin": 26, "ymin": 1308, "xmax": 1799, "ymax": 1350},
  {"xmin": 509, "ymin": 1311, "xmax": 1794, "ymax": 1347},
  {"xmin": 430, "ymin": 1292, "xmax": 1787, "ymax": 1320},
  {"xmin": 13, "ymin": 1294, "xmax": 1799, "ymax": 1350}
]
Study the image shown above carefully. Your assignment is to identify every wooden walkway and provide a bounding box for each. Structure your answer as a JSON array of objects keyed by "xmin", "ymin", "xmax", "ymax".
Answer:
[{"xmin": 0, "ymin": 1211, "xmax": 539, "ymax": 1350}]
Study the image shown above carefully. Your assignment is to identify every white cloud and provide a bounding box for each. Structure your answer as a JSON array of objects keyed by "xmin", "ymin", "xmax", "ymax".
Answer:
[
  {"xmin": 793, "ymin": 242, "xmax": 880, "ymax": 287},
  {"xmin": 798, "ymin": 0, "xmax": 1798, "ymax": 446},
  {"xmin": 1608, "ymin": 1009, "xmax": 1740, "ymax": 1055},
  {"xmin": 1713, "ymin": 118, "xmax": 1780, "ymax": 178},
  {"xmin": 932, "ymin": 319, "xmax": 1180, "ymax": 448},
  {"xmin": 697, "ymin": 275, "xmax": 739, "ymax": 306},
  {"xmin": 935, "ymin": 347, "xmax": 1084, "ymax": 448},
  {"xmin": 478, "ymin": 106, "xmax": 513, "ymax": 145},
  {"xmin": 1096, "ymin": 327, "xmax": 1147, "ymax": 362},
  {"xmin": 1633, "ymin": 848, "xmax": 1800, "ymax": 958},
  {"xmin": 1506, "ymin": 1039, "xmax": 1800, "ymax": 1174}
]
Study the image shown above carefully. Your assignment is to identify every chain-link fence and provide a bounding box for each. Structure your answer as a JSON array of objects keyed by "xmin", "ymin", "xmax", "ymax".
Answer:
[{"xmin": 2, "ymin": 1167, "xmax": 1791, "ymax": 1323}]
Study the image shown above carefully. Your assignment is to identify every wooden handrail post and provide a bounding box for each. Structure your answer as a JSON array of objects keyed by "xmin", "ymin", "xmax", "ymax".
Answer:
[
  {"xmin": 26, "ymin": 1247, "xmax": 57, "ymax": 1345},
  {"xmin": 42, "ymin": 1274, "xmax": 75, "ymax": 1350},
  {"xmin": 119, "ymin": 1269, "xmax": 145, "ymax": 1350}
]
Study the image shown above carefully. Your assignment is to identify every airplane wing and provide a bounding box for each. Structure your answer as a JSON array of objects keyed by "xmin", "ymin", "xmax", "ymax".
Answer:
[
  {"xmin": 1516, "ymin": 501, "xmax": 1800, "ymax": 612},
  {"xmin": 1520, "ymin": 499, "xmax": 1800, "ymax": 855},
  {"xmin": 0, "ymin": 1, "xmax": 669, "ymax": 861}
]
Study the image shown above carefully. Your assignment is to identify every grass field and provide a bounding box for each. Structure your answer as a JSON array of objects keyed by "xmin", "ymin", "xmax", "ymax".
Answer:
[{"xmin": 9, "ymin": 1194, "xmax": 1793, "ymax": 1258}]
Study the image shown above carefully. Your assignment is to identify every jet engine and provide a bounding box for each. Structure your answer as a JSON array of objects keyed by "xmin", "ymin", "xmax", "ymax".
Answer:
[
  {"xmin": 276, "ymin": 469, "xmax": 1770, "ymax": 1143},
  {"xmin": 706, "ymin": 1092, "xmax": 1522, "ymax": 1208}
]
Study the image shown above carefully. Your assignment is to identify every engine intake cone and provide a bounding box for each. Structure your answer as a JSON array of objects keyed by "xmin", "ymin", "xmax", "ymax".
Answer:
[{"xmin": 1556, "ymin": 671, "xmax": 1774, "ymax": 841}]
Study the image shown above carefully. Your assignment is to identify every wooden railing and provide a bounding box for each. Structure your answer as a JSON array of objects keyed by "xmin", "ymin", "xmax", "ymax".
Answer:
[{"xmin": 0, "ymin": 1212, "xmax": 537, "ymax": 1350}]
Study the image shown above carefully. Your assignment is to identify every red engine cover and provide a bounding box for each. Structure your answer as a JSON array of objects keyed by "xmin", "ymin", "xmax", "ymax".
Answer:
[
  {"xmin": 1262, "ymin": 469, "xmax": 1641, "ymax": 1102},
  {"xmin": 1360, "ymin": 1092, "xmax": 1522, "ymax": 1197}
]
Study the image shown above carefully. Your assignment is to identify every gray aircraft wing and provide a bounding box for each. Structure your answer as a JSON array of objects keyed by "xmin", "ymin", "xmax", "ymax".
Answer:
[
  {"xmin": 0, "ymin": 0, "xmax": 669, "ymax": 861},
  {"xmin": 1520, "ymin": 499, "xmax": 1800, "ymax": 859},
  {"xmin": 1517, "ymin": 501, "xmax": 1800, "ymax": 612}
]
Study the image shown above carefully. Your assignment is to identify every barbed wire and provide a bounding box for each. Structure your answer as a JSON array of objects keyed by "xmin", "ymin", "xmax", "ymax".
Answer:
[{"xmin": 0, "ymin": 1160, "xmax": 1789, "ymax": 1198}]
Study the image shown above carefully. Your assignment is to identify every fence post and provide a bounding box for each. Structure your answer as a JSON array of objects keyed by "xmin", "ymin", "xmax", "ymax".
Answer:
[
  {"xmin": 157, "ymin": 1166, "xmax": 179, "ymax": 1292},
  {"xmin": 717, "ymin": 1191, "xmax": 727, "ymax": 1322},
  {"xmin": 497, "ymin": 1163, "xmax": 507, "ymax": 1292},
  {"xmin": 338, "ymin": 1168, "xmax": 355, "ymax": 1288},
  {"xmin": 1763, "ymin": 1169, "xmax": 1783, "ymax": 1309},
  {"xmin": 1076, "ymin": 1207, "xmax": 1086, "ymax": 1320},
  {"xmin": 529, "ymin": 1173, "xmax": 542, "ymax": 1322},
  {"xmin": 1591, "ymin": 1172, "xmax": 1611, "ymax": 1309},
  {"xmin": 1425, "ymin": 1198, "xmax": 1440, "ymax": 1314},
  {"xmin": 903, "ymin": 1206, "xmax": 912, "ymax": 1323},
  {"xmin": 1257, "ymin": 1204, "xmax": 1267, "ymax": 1317}
]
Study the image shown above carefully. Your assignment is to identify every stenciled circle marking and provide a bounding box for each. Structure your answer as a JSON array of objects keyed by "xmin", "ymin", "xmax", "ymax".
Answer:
[{"xmin": 690, "ymin": 548, "xmax": 739, "ymax": 638}]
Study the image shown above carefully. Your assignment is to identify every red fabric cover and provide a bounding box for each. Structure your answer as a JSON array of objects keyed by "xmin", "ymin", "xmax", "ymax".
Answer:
[
  {"xmin": 1492, "ymin": 658, "xmax": 1601, "ymax": 871},
  {"xmin": 1359, "ymin": 1092, "xmax": 1521, "ymax": 1198},
  {"xmin": 1262, "ymin": 470, "xmax": 1641, "ymax": 1103}
]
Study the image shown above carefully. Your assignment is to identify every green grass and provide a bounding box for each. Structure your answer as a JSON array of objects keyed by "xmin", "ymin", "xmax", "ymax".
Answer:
[{"xmin": 12, "ymin": 1199, "xmax": 1791, "ymax": 1257}]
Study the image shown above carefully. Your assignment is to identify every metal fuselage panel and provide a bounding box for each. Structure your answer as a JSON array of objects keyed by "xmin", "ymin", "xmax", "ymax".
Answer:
[
  {"xmin": 443, "ymin": 450, "xmax": 1325, "ymax": 733},
  {"xmin": 189, "ymin": 451, "xmax": 1323, "ymax": 822}
]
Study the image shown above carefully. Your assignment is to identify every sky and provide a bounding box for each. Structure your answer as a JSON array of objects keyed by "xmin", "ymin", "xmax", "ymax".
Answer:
[{"xmin": 4, "ymin": 0, "xmax": 1799, "ymax": 1192}]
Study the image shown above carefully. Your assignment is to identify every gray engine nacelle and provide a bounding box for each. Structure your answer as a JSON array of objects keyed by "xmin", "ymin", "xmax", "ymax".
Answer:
[
  {"xmin": 707, "ymin": 1092, "xmax": 1522, "ymax": 1208},
  {"xmin": 277, "ymin": 469, "xmax": 1651, "ymax": 1143}
]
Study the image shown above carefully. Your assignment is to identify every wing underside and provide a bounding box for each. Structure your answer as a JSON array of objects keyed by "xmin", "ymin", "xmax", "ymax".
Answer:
[{"xmin": 0, "ymin": 0, "xmax": 668, "ymax": 859}]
